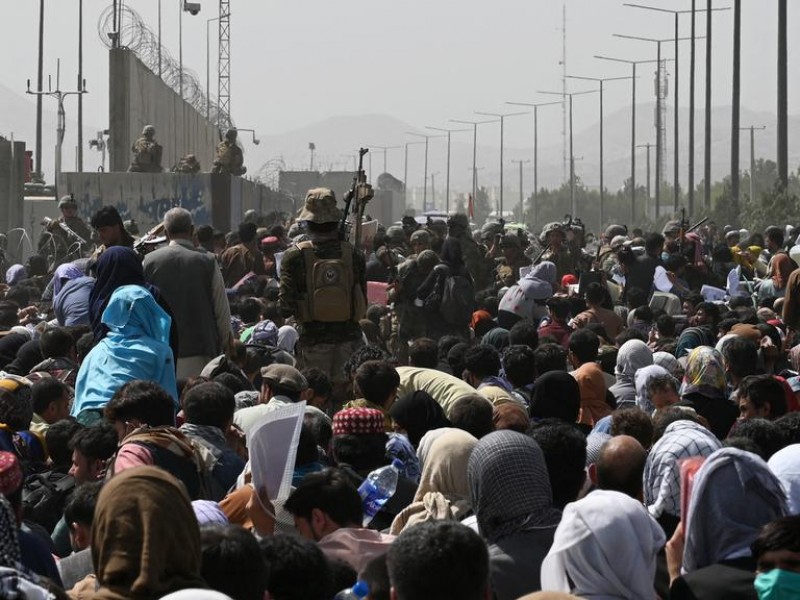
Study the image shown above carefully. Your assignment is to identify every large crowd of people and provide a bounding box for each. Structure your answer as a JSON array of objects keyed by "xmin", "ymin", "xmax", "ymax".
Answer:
[{"xmin": 0, "ymin": 188, "xmax": 796, "ymax": 599}]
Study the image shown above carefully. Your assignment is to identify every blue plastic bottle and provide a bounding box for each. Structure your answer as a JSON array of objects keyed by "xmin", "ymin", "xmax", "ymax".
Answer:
[
  {"xmin": 333, "ymin": 580, "xmax": 369, "ymax": 599},
  {"xmin": 358, "ymin": 458, "xmax": 403, "ymax": 526}
]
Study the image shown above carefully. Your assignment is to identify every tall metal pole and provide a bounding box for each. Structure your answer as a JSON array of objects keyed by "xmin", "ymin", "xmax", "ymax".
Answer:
[
  {"xmin": 472, "ymin": 125, "xmax": 477, "ymax": 204},
  {"xmin": 534, "ymin": 107, "xmax": 539, "ymax": 220},
  {"xmin": 423, "ymin": 136, "xmax": 429, "ymax": 210},
  {"xmin": 673, "ymin": 12, "xmax": 679, "ymax": 211},
  {"xmin": 403, "ymin": 144, "xmax": 409, "ymax": 208},
  {"xmin": 730, "ymin": 0, "xmax": 741, "ymax": 212},
  {"xmin": 445, "ymin": 131, "xmax": 451, "ymax": 213},
  {"xmin": 704, "ymin": 0, "xmax": 713, "ymax": 209},
  {"xmin": 638, "ymin": 143, "xmax": 653, "ymax": 208},
  {"xmin": 656, "ymin": 41, "xmax": 662, "ymax": 218},
  {"xmin": 750, "ymin": 126, "xmax": 755, "ymax": 203},
  {"xmin": 632, "ymin": 63, "xmax": 637, "ymax": 223},
  {"xmin": 499, "ymin": 116, "xmax": 505, "ymax": 216},
  {"xmin": 777, "ymin": 0, "xmax": 788, "ymax": 188},
  {"xmin": 179, "ymin": 1, "xmax": 183, "ymax": 99},
  {"xmin": 35, "ymin": 0, "xmax": 44, "ymax": 180},
  {"xmin": 569, "ymin": 94, "xmax": 575, "ymax": 216},
  {"xmin": 689, "ymin": 0, "xmax": 697, "ymax": 214},
  {"xmin": 206, "ymin": 18, "xmax": 211, "ymax": 120},
  {"xmin": 158, "ymin": 0, "xmax": 162, "ymax": 77},
  {"xmin": 77, "ymin": 0, "xmax": 84, "ymax": 172},
  {"xmin": 599, "ymin": 80, "xmax": 605, "ymax": 225}
]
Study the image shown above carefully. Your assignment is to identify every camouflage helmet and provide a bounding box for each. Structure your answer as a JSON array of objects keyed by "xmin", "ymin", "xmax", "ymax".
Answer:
[
  {"xmin": 385, "ymin": 226, "xmax": 406, "ymax": 245},
  {"xmin": 142, "ymin": 125, "xmax": 156, "ymax": 136},
  {"xmin": 604, "ymin": 224, "xmax": 627, "ymax": 240},
  {"xmin": 225, "ymin": 127, "xmax": 238, "ymax": 141},
  {"xmin": 58, "ymin": 194, "xmax": 77, "ymax": 208},
  {"xmin": 416, "ymin": 249, "xmax": 439, "ymax": 272},
  {"xmin": 480, "ymin": 221, "xmax": 505, "ymax": 241},
  {"xmin": 447, "ymin": 213, "xmax": 470, "ymax": 230},
  {"xmin": 409, "ymin": 229, "xmax": 431, "ymax": 246},
  {"xmin": 540, "ymin": 222, "xmax": 564, "ymax": 244},
  {"xmin": 662, "ymin": 220, "xmax": 681, "ymax": 236}
]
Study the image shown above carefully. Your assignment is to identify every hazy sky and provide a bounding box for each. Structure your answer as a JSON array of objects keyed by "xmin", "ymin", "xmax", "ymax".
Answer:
[{"xmin": 3, "ymin": 0, "xmax": 796, "ymax": 182}]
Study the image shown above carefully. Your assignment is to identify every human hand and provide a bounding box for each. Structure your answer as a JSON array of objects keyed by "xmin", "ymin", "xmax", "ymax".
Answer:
[
  {"xmin": 247, "ymin": 485, "xmax": 276, "ymax": 537},
  {"xmin": 665, "ymin": 522, "xmax": 685, "ymax": 585}
]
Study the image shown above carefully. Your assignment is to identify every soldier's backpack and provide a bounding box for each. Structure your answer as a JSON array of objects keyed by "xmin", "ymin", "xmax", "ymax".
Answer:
[
  {"xmin": 297, "ymin": 241, "xmax": 365, "ymax": 322},
  {"xmin": 439, "ymin": 270, "xmax": 475, "ymax": 326},
  {"xmin": 22, "ymin": 470, "xmax": 75, "ymax": 533}
]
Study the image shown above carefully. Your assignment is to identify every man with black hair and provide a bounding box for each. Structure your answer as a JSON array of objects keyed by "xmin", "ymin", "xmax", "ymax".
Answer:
[
  {"xmin": 527, "ymin": 419, "xmax": 587, "ymax": 510},
  {"xmin": 284, "ymin": 468, "xmax": 395, "ymax": 572},
  {"xmin": 90, "ymin": 205, "xmax": 134, "ymax": 250},
  {"xmin": 408, "ymin": 338, "xmax": 438, "ymax": 369},
  {"xmin": 752, "ymin": 515, "xmax": 800, "ymax": 583},
  {"xmin": 279, "ymin": 188, "xmax": 366, "ymax": 404},
  {"xmin": 58, "ymin": 481, "xmax": 103, "ymax": 589},
  {"xmin": 776, "ymin": 412, "xmax": 800, "ymax": 445},
  {"xmin": 625, "ymin": 232, "xmax": 664, "ymax": 296},
  {"xmin": 144, "ymin": 207, "xmax": 232, "ymax": 378},
  {"xmin": 508, "ymin": 320, "xmax": 539, "ymax": 350},
  {"xmin": 301, "ymin": 367, "xmax": 333, "ymax": 412},
  {"xmin": 104, "ymin": 380, "xmax": 207, "ymax": 499},
  {"xmin": 722, "ymin": 338, "xmax": 760, "ymax": 392},
  {"xmin": 387, "ymin": 521, "xmax": 490, "ymax": 600},
  {"xmin": 201, "ymin": 523, "xmax": 269, "ymax": 600},
  {"xmin": 593, "ymin": 435, "xmax": 647, "ymax": 501},
  {"xmin": 68, "ymin": 421, "xmax": 118, "ymax": 485},
  {"xmin": 651, "ymin": 313, "xmax": 677, "ymax": 351},
  {"xmin": 221, "ymin": 221, "xmax": 267, "ymax": 287},
  {"xmin": 30, "ymin": 327, "xmax": 79, "ymax": 388},
  {"xmin": 180, "ymin": 382, "xmax": 245, "ymax": 498},
  {"xmin": 727, "ymin": 418, "xmax": 787, "ymax": 460},
  {"xmin": 738, "ymin": 375, "xmax": 788, "ymax": 421},
  {"xmin": 345, "ymin": 360, "xmax": 400, "ymax": 428},
  {"xmin": 572, "ymin": 282, "xmax": 624, "ymax": 338},
  {"xmin": 538, "ymin": 297, "xmax": 572, "ymax": 348},
  {"xmin": 259, "ymin": 533, "xmax": 335, "ymax": 600},
  {"xmin": 30, "ymin": 378, "xmax": 71, "ymax": 434},
  {"xmin": 533, "ymin": 343, "xmax": 568, "ymax": 376},
  {"xmin": 462, "ymin": 345, "xmax": 516, "ymax": 407},
  {"xmin": 502, "ymin": 345, "xmax": 536, "ymax": 406},
  {"xmin": 44, "ymin": 419, "xmax": 82, "ymax": 470},
  {"xmin": 448, "ymin": 394, "xmax": 495, "ymax": 439},
  {"xmin": 610, "ymin": 407, "xmax": 654, "ymax": 449}
]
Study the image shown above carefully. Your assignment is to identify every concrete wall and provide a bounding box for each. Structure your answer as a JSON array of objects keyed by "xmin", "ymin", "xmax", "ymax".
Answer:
[
  {"xmin": 0, "ymin": 139, "xmax": 26, "ymax": 234},
  {"xmin": 109, "ymin": 49, "xmax": 219, "ymax": 173},
  {"xmin": 59, "ymin": 172, "xmax": 293, "ymax": 233}
]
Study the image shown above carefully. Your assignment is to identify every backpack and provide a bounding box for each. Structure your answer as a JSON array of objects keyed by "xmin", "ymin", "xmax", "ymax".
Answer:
[
  {"xmin": 297, "ymin": 241, "xmax": 365, "ymax": 322},
  {"xmin": 22, "ymin": 471, "xmax": 75, "ymax": 533},
  {"xmin": 439, "ymin": 270, "xmax": 475, "ymax": 326}
]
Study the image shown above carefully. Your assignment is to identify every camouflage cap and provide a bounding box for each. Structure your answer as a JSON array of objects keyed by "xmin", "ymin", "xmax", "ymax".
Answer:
[
  {"xmin": 662, "ymin": 220, "xmax": 681, "ymax": 235},
  {"xmin": 481, "ymin": 221, "xmax": 505, "ymax": 240},
  {"xmin": 541, "ymin": 222, "xmax": 564, "ymax": 237},
  {"xmin": 409, "ymin": 229, "xmax": 431, "ymax": 245},
  {"xmin": 297, "ymin": 188, "xmax": 341, "ymax": 224},
  {"xmin": 604, "ymin": 224, "xmax": 627, "ymax": 240},
  {"xmin": 385, "ymin": 226, "xmax": 406, "ymax": 244}
]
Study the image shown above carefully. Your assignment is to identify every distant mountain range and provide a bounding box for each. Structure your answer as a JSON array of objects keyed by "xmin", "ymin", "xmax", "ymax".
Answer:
[{"xmin": 1, "ymin": 81, "xmax": 796, "ymax": 202}]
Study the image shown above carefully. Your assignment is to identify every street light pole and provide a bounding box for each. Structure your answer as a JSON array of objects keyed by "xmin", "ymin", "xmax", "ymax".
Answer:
[
  {"xmin": 426, "ymin": 127, "xmax": 470, "ymax": 214},
  {"xmin": 538, "ymin": 89, "xmax": 598, "ymax": 217},
  {"xmin": 740, "ymin": 126, "xmax": 766, "ymax": 204},
  {"xmin": 474, "ymin": 111, "xmax": 529, "ymax": 219},
  {"xmin": 566, "ymin": 75, "xmax": 634, "ymax": 226},
  {"xmin": 403, "ymin": 139, "xmax": 427, "ymax": 212},
  {"xmin": 594, "ymin": 56, "xmax": 662, "ymax": 224},
  {"xmin": 406, "ymin": 133, "xmax": 446, "ymax": 212},
  {"xmin": 637, "ymin": 143, "xmax": 653, "ymax": 212},
  {"xmin": 450, "ymin": 119, "xmax": 500, "ymax": 212},
  {"xmin": 511, "ymin": 159, "xmax": 530, "ymax": 223},
  {"xmin": 505, "ymin": 101, "xmax": 561, "ymax": 226}
]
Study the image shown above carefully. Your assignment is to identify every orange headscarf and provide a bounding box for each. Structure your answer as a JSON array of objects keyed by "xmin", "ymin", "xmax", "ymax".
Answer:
[{"xmin": 771, "ymin": 253, "xmax": 794, "ymax": 289}]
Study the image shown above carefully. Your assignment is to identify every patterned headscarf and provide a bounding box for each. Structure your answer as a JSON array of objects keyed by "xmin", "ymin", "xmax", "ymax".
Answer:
[
  {"xmin": 332, "ymin": 408, "xmax": 385, "ymax": 436},
  {"xmin": 644, "ymin": 420, "xmax": 721, "ymax": 519},
  {"xmin": 683, "ymin": 448, "xmax": 786, "ymax": 573},
  {"xmin": 468, "ymin": 430, "xmax": 561, "ymax": 543},
  {"xmin": 653, "ymin": 352, "xmax": 682, "ymax": 378},
  {"xmin": 634, "ymin": 365, "xmax": 673, "ymax": 414},
  {"xmin": 0, "ymin": 495, "xmax": 20, "ymax": 567},
  {"xmin": 680, "ymin": 346, "xmax": 727, "ymax": 400}
]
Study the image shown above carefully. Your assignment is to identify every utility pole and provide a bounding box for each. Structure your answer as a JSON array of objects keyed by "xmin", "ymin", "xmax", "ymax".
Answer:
[
  {"xmin": 77, "ymin": 0, "xmax": 84, "ymax": 172},
  {"xmin": 426, "ymin": 127, "xmax": 470, "ymax": 214},
  {"xmin": 474, "ymin": 111, "xmax": 529, "ymax": 218},
  {"xmin": 505, "ymin": 101, "xmax": 561, "ymax": 226},
  {"xmin": 511, "ymin": 159, "xmax": 530, "ymax": 223},
  {"xmin": 538, "ymin": 89, "xmax": 599, "ymax": 217},
  {"xmin": 566, "ymin": 75, "xmax": 634, "ymax": 227},
  {"xmin": 406, "ymin": 133, "xmax": 446, "ymax": 212},
  {"xmin": 367, "ymin": 145, "xmax": 401, "ymax": 176},
  {"xmin": 403, "ymin": 140, "xmax": 426, "ymax": 212},
  {"xmin": 27, "ymin": 61, "xmax": 87, "ymax": 198},
  {"xmin": 740, "ymin": 126, "xmax": 766, "ymax": 204},
  {"xmin": 690, "ymin": 0, "xmax": 697, "ymax": 213},
  {"xmin": 35, "ymin": 0, "xmax": 45, "ymax": 182},
  {"xmin": 637, "ymin": 143, "xmax": 653, "ymax": 216},
  {"xmin": 704, "ymin": 0, "xmax": 713, "ymax": 209},
  {"xmin": 731, "ymin": 0, "xmax": 741, "ymax": 212},
  {"xmin": 778, "ymin": 0, "xmax": 788, "ymax": 188},
  {"xmin": 450, "ymin": 118, "xmax": 499, "ymax": 212}
]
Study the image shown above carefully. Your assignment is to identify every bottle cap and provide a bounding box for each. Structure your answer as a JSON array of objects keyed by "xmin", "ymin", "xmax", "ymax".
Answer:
[
  {"xmin": 352, "ymin": 581, "xmax": 370, "ymax": 597},
  {"xmin": 391, "ymin": 458, "xmax": 404, "ymax": 470}
]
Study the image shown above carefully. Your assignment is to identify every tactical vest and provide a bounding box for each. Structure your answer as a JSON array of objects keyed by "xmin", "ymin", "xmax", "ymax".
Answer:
[{"xmin": 297, "ymin": 240, "xmax": 365, "ymax": 323}]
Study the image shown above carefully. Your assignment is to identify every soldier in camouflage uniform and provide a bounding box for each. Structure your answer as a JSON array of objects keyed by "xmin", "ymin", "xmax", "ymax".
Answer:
[
  {"xmin": 173, "ymin": 154, "xmax": 201, "ymax": 174},
  {"xmin": 540, "ymin": 222, "xmax": 578, "ymax": 280},
  {"xmin": 38, "ymin": 195, "xmax": 93, "ymax": 267},
  {"xmin": 212, "ymin": 128, "xmax": 246, "ymax": 176},
  {"xmin": 128, "ymin": 125, "xmax": 163, "ymax": 173},
  {"xmin": 391, "ymin": 249, "xmax": 439, "ymax": 363},
  {"xmin": 495, "ymin": 234, "xmax": 532, "ymax": 287},
  {"xmin": 278, "ymin": 188, "xmax": 365, "ymax": 402},
  {"xmin": 447, "ymin": 213, "xmax": 493, "ymax": 292}
]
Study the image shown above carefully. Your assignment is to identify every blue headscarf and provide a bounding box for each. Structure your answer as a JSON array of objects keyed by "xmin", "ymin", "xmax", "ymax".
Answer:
[
  {"xmin": 88, "ymin": 247, "xmax": 151, "ymax": 341},
  {"xmin": 52, "ymin": 263, "xmax": 85, "ymax": 298}
]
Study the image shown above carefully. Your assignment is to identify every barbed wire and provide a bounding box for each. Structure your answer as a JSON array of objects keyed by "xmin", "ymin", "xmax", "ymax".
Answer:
[{"xmin": 97, "ymin": 4, "xmax": 231, "ymax": 130}]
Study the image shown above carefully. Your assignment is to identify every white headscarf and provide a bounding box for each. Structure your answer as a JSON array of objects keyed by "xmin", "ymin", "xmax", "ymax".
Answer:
[
  {"xmin": 276, "ymin": 325, "xmax": 299, "ymax": 354},
  {"xmin": 540, "ymin": 490, "xmax": 665, "ymax": 600},
  {"xmin": 768, "ymin": 443, "xmax": 800, "ymax": 515},
  {"xmin": 653, "ymin": 352, "xmax": 681, "ymax": 378},
  {"xmin": 634, "ymin": 364, "xmax": 673, "ymax": 414},
  {"xmin": 614, "ymin": 340, "xmax": 653, "ymax": 385}
]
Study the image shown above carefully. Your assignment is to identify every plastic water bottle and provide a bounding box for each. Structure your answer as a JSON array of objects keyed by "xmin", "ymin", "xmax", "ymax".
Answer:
[
  {"xmin": 334, "ymin": 580, "xmax": 369, "ymax": 599},
  {"xmin": 358, "ymin": 458, "xmax": 403, "ymax": 526}
]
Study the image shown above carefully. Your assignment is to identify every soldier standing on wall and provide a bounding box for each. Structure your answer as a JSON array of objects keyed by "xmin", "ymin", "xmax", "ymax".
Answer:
[
  {"xmin": 212, "ymin": 128, "xmax": 246, "ymax": 176},
  {"xmin": 128, "ymin": 125, "xmax": 163, "ymax": 173},
  {"xmin": 278, "ymin": 188, "xmax": 366, "ymax": 404}
]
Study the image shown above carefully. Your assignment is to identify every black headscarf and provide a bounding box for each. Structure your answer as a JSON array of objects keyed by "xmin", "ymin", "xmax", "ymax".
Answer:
[
  {"xmin": 531, "ymin": 371, "xmax": 580, "ymax": 423},
  {"xmin": 5, "ymin": 340, "xmax": 42, "ymax": 377},
  {"xmin": 389, "ymin": 391, "xmax": 451, "ymax": 448},
  {"xmin": 440, "ymin": 237, "xmax": 465, "ymax": 271}
]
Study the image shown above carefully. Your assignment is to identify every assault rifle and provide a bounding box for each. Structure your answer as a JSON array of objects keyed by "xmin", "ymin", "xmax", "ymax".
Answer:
[{"xmin": 339, "ymin": 148, "xmax": 374, "ymax": 248}]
